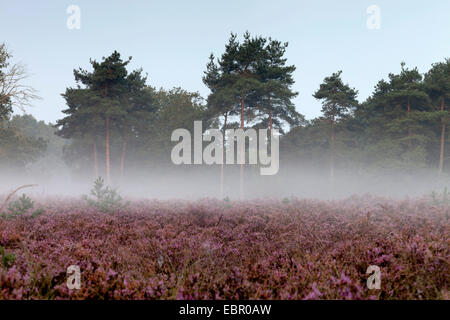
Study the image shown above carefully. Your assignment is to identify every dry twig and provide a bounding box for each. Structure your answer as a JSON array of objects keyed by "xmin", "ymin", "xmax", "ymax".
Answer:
[{"xmin": 0, "ymin": 184, "xmax": 37, "ymax": 213}]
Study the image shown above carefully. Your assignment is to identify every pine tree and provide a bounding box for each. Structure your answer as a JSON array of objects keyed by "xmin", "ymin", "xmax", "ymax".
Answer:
[
  {"xmin": 55, "ymin": 88, "xmax": 104, "ymax": 178},
  {"xmin": 115, "ymin": 69, "xmax": 154, "ymax": 179},
  {"xmin": 72, "ymin": 51, "xmax": 132, "ymax": 184},
  {"xmin": 251, "ymin": 39, "xmax": 303, "ymax": 134},
  {"xmin": 203, "ymin": 53, "xmax": 241, "ymax": 198},
  {"xmin": 0, "ymin": 45, "xmax": 12, "ymax": 121},
  {"xmin": 204, "ymin": 33, "xmax": 298, "ymax": 198},
  {"xmin": 424, "ymin": 59, "xmax": 450, "ymax": 175},
  {"xmin": 313, "ymin": 71, "xmax": 358, "ymax": 182},
  {"xmin": 378, "ymin": 63, "xmax": 430, "ymax": 150}
]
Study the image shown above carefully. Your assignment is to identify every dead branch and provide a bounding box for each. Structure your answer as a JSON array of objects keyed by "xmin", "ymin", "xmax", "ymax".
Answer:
[
  {"xmin": 0, "ymin": 43, "xmax": 40, "ymax": 112},
  {"xmin": 215, "ymin": 214, "xmax": 223, "ymax": 227}
]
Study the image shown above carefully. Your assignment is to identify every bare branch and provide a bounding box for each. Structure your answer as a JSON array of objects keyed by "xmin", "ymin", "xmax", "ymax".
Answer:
[
  {"xmin": 0, "ymin": 184, "xmax": 38, "ymax": 213},
  {"xmin": 0, "ymin": 43, "xmax": 40, "ymax": 113}
]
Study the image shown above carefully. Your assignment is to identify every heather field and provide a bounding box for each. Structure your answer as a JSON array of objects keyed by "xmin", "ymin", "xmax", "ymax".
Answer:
[{"xmin": 0, "ymin": 195, "xmax": 448, "ymax": 300}]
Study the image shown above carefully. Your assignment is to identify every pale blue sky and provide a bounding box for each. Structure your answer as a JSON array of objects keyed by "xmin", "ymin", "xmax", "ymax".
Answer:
[{"xmin": 1, "ymin": 0, "xmax": 449, "ymax": 123}]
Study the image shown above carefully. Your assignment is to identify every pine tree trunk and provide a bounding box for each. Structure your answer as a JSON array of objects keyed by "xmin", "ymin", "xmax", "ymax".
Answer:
[
  {"xmin": 407, "ymin": 97, "xmax": 412, "ymax": 150},
  {"xmin": 268, "ymin": 95, "xmax": 273, "ymax": 136},
  {"xmin": 240, "ymin": 96, "xmax": 245, "ymax": 199},
  {"xmin": 241, "ymin": 96, "xmax": 245, "ymax": 129},
  {"xmin": 93, "ymin": 142, "xmax": 98, "ymax": 178},
  {"xmin": 120, "ymin": 138, "xmax": 127, "ymax": 179},
  {"xmin": 269, "ymin": 110, "xmax": 273, "ymax": 135},
  {"xmin": 439, "ymin": 98, "xmax": 446, "ymax": 176},
  {"xmin": 220, "ymin": 112, "xmax": 228, "ymax": 199},
  {"xmin": 105, "ymin": 116, "xmax": 110, "ymax": 184},
  {"xmin": 330, "ymin": 112, "xmax": 335, "ymax": 183},
  {"xmin": 103, "ymin": 85, "xmax": 110, "ymax": 184}
]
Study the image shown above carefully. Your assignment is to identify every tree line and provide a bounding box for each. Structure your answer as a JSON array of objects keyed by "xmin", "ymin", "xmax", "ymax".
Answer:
[
  {"xmin": 282, "ymin": 60, "xmax": 449, "ymax": 180},
  {"xmin": 0, "ymin": 34, "xmax": 449, "ymax": 187}
]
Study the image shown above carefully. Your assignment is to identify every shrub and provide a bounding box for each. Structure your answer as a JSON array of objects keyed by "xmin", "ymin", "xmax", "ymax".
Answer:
[
  {"xmin": 0, "ymin": 194, "xmax": 44, "ymax": 219},
  {"xmin": 7, "ymin": 194, "xmax": 34, "ymax": 216},
  {"xmin": 83, "ymin": 177, "xmax": 128, "ymax": 213},
  {"xmin": 0, "ymin": 246, "xmax": 16, "ymax": 269}
]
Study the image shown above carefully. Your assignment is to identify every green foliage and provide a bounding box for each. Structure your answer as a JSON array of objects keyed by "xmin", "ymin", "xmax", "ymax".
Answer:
[
  {"xmin": 223, "ymin": 196, "xmax": 233, "ymax": 208},
  {"xmin": 83, "ymin": 177, "xmax": 128, "ymax": 213},
  {"xmin": 283, "ymin": 60, "xmax": 450, "ymax": 174},
  {"xmin": 0, "ymin": 246, "xmax": 16, "ymax": 269},
  {"xmin": 7, "ymin": 194, "xmax": 34, "ymax": 215},
  {"xmin": 203, "ymin": 32, "xmax": 304, "ymax": 133},
  {"xmin": 2, "ymin": 44, "xmax": 447, "ymax": 178},
  {"xmin": 1, "ymin": 193, "xmax": 44, "ymax": 219},
  {"xmin": 424, "ymin": 58, "xmax": 450, "ymax": 106},
  {"xmin": 31, "ymin": 208, "xmax": 44, "ymax": 218},
  {"xmin": 9, "ymin": 114, "xmax": 67, "ymax": 173},
  {"xmin": 313, "ymin": 70, "xmax": 359, "ymax": 120},
  {"xmin": 55, "ymin": 51, "xmax": 156, "ymax": 178},
  {"xmin": 0, "ymin": 122, "xmax": 47, "ymax": 170},
  {"xmin": 0, "ymin": 43, "xmax": 13, "ymax": 121},
  {"xmin": 143, "ymin": 88, "xmax": 207, "ymax": 158}
]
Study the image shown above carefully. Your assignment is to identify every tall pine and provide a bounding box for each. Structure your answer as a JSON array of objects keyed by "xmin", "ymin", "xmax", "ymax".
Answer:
[
  {"xmin": 313, "ymin": 71, "xmax": 358, "ymax": 182},
  {"xmin": 424, "ymin": 59, "xmax": 450, "ymax": 175},
  {"xmin": 72, "ymin": 51, "xmax": 131, "ymax": 184}
]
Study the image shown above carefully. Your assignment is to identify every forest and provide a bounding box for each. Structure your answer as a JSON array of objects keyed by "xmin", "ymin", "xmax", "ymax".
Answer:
[{"xmin": 1, "ymin": 33, "xmax": 449, "ymax": 198}]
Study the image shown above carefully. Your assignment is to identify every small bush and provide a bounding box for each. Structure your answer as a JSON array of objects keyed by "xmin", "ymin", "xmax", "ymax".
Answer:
[
  {"xmin": 223, "ymin": 196, "xmax": 233, "ymax": 208},
  {"xmin": 0, "ymin": 246, "xmax": 16, "ymax": 269},
  {"xmin": 7, "ymin": 194, "xmax": 34, "ymax": 216},
  {"xmin": 83, "ymin": 177, "xmax": 128, "ymax": 213},
  {"xmin": 31, "ymin": 208, "xmax": 44, "ymax": 218},
  {"xmin": 0, "ymin": 194, "xmax": 44, "ymax": 219}
]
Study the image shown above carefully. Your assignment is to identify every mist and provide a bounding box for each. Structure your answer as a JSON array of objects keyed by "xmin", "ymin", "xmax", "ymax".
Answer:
[{"xmin": 0, "ymin": 160, "xmax": 446, "ymax": 200}]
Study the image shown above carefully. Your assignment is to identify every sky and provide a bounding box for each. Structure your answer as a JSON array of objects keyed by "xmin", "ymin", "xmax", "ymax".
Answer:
[{"xmin": 0, "ymin": 0, "xmax": 449, "ymax": 124}]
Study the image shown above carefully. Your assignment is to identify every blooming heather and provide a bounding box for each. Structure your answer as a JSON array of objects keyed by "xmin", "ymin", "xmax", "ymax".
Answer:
[{"xmin": 0, "ymin": 196, "xmax": 448, "ymax": 300}]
